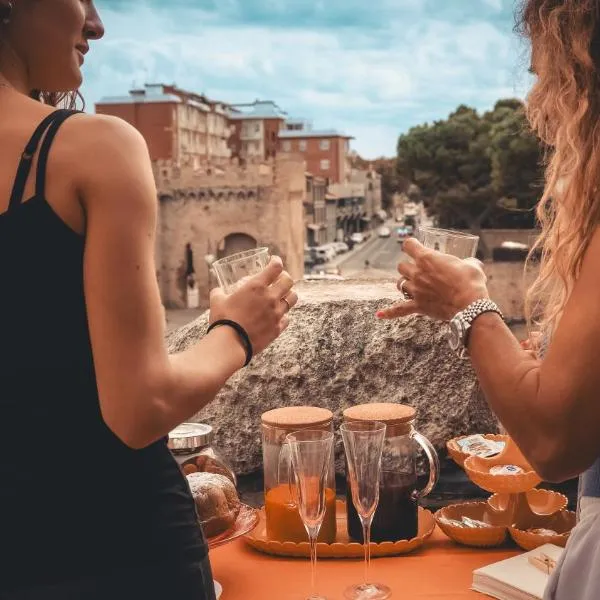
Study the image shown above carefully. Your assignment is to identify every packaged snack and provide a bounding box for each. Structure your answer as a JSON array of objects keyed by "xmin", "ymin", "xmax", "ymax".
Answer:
[
  {"xmin": 456, "ymin": 435, "xmax": 504, "ymax": 458},
  {"xmin": 489, "ymin": 464, "xmax": 524, "ymax": 475}
]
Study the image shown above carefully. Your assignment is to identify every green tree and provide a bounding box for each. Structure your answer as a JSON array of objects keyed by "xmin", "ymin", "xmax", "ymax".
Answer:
[{"xmin": 396, "ymin": 99, "xmax": 543, "ymax": 251}]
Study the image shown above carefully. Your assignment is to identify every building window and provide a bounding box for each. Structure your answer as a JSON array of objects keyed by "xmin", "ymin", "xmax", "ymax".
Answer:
[
  {"xmin": 283, "ymin": 141, "xmax": 292, "ymax": 152},
  {"xmin": 299, "ymin": 140, "xmax": 307, "ymax": 151},
  {"xmin": 320, "ymin": 139, "xmax": 330, "ymax": 151},
  {"xmin": 320, "ymin": 159, "xmax": 330, "ymax": 171}
]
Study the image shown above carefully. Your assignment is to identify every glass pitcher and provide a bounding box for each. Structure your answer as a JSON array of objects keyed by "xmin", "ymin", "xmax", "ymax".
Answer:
[
  {"xmin": 343, "ymin": 403, "xmax": 440, "ymax": 543},
  {"xmin": 261, "ymin": 406, "xmax": 337, "ymax": 544}
]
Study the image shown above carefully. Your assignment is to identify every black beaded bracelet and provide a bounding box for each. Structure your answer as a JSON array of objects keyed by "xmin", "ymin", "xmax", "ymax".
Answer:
[{"xmin": 206, "ymin": 319, "xmax": 253, "ymax": 367}]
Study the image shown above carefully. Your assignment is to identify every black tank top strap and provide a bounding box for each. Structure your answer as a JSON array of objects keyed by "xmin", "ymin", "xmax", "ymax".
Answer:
[
  {"xmin": 35, "ymin": 109, "xmax": 80, "ymax": 198},
  {"xmin": 7, "ymin": 109, "xmax": 79, "ymax": 212}
]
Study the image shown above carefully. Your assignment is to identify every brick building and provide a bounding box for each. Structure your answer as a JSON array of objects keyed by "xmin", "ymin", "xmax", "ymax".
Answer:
[
  {"xmin": 95, "ymin": 83, "xmax": 232, "ymax": 166},
  {"xmin": 304, "ymin": 173, "xmax": 328, "ymax": 247},
  {"xmin": 279, "ymin": 127, "xmax": 353, "ymax": 184},
  {"xmin": 228, "ymin": 100, "xmax": 287, "ymax": 161}
]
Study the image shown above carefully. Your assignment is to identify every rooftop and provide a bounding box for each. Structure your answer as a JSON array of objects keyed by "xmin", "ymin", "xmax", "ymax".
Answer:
[
  {"xmin": 229, "ymin": 100, "xmax": 287, "ymax": 120},
  {"xmin": 96, "ymin": 83, "xmax": 229, "ymax": 115},
  {"xmin": 279, "ymin": 129, "xmax": 353, "ymax": 140}
]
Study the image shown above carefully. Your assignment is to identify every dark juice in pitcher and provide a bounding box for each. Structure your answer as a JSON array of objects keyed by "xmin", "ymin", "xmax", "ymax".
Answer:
[{"xmin": 347, "ymin": 470, "xmax": 419, "ymax": 543}]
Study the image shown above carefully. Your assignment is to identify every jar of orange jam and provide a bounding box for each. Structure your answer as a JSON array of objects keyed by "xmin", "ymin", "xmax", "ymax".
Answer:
[{"xmin": 261, "ymin": 406, "xmax": 337, "ymax": 544}]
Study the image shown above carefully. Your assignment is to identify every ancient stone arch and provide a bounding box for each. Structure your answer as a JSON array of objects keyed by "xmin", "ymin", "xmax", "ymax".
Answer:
[{"xmin": 217, "ymin": 232, "xmax": 258, "ymax": 259}]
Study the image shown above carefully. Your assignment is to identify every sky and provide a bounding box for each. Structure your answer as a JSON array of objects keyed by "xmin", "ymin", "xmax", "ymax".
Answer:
[{"xmin": 83, "ymin": 0, "xmax": 532, "ymax": 158}]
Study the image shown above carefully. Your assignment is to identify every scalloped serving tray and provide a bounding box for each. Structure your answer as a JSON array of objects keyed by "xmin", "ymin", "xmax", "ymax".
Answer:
[{"xmin": 244, "ymin": 499, "xmax": 435, "ymax": 558}]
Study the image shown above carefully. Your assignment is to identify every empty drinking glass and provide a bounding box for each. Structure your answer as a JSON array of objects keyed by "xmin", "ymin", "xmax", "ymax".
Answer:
[
  {"xmin": 211, "ymin": 247, "xmax": 270, "ymax": 293},
  {"xmin": 416, "ymin": 226, "xmax": 479, "ymax": 259},
  {"xmin": 286, "ymin": 429, "xmax": 334, "ymax": 600},
  {"xmin": 341, "ymin": 421, "xmax": 390, "ymax": 600}
]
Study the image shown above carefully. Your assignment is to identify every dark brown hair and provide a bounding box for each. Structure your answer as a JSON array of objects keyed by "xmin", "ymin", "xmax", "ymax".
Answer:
[{"xmin": 33, "ymin": 91, "xmax": 84, "ymax": 110}]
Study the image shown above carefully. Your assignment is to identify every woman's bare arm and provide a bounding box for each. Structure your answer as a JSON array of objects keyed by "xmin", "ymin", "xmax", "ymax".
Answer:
[
  {"xmin": 468, "ymin": 231, "xmax": 600, "ymax": 482},
  {"xmin": 75, "ymin": 115, "xmax": 293, "ymax": 449},
  {"xmin": 380, "ymin": 234, "xmax": 600, "ymax": 482}
]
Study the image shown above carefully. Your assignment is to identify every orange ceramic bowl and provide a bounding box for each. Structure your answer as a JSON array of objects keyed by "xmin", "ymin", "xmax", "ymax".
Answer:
[
  {"xmin": 488, "ymin": 489, "xmax": 568, "ymax": 517},
  {"xmin": 464, "ymin": 455, "xmax": 541, "ymax": 494},
  {"xmin": 435, "ymin": 502, "xmax": 507, "ymax": 548},
  {"xmin": 509, "ymin": 510, "xmax": 576, "ymax": 551},
  {"xmin": 446, "ymin": 434, "xmax": 508, "ymax": 468}
]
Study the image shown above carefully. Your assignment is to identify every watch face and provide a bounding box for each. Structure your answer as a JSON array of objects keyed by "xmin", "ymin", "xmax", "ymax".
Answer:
[{"xmin": 448, "ymin": 319, "xmax": 463, "ymax": 351}]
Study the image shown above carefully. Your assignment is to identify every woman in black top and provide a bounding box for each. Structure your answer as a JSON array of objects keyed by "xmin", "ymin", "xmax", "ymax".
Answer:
[{"xmin": 0, "ymin": 1, "xmax": 296, "ymax": 598}]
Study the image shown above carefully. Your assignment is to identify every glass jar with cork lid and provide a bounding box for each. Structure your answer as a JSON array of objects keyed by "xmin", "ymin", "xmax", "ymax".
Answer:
[
  {"xmin": 343, "ymin": 403, "xmax": 440, "ymax": 543},
  {"xmin": 261, "ymin": 406, "xmax": 337, "ymax": 544},
  {"xmin": 168, "ymin": 422, "xmax": 236, "ymax": 485}
]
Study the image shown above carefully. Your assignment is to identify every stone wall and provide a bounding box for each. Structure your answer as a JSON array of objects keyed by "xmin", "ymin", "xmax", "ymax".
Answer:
[
  {"xmin": 154, "ymin": 156, "xmax": 306, "ymax": 308},
  {"xmin": 166, "ymin": 279, "xmax": 500, "ymax": 476},
  {"xmin": 484, "ymin": 261, "xmax": 539, "ymax": 322}
]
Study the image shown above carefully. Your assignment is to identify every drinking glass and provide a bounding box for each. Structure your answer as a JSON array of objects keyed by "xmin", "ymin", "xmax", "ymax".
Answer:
[
  {"xmin": 211, "ymin": 247, "xmax": 270, "ymax": 293},
  {"xmin": 286, "ymin": 429, "xmax": 334, "ymax": 600},
  {"xmin": 341, "ymin": 421, "xmax": 390, "ymax": 600},
  {"xmin": 416, "ymin": 226, "xmax": 479, "ymax": 258}
]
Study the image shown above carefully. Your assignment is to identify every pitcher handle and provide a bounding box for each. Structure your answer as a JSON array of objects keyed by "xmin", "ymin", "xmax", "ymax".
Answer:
[
  {"xmin": 277, "ymin": 441, "xmax": 298, "ymax": 507},
  {"xmin": 411, "ymin": 430, "xmax": 440, "ymax": 499}
]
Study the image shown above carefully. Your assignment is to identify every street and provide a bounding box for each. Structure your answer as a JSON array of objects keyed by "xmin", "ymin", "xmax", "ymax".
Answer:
[{"xmin": 337, "ymin": 234, "xmax": 408, "ymax": 277}]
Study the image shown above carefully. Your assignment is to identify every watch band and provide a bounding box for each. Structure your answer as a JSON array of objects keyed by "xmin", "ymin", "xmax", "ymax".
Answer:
[
  {"xmin": 449, "ymin": 299, "xmax": 503, "ymax": 359},
  {"xmin": 461, "ymin": 298, "xmax": 503, "ymax": 328}
]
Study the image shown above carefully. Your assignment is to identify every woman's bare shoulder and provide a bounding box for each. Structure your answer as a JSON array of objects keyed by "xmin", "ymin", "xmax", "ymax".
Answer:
[
  {"xmin": 61, "ymin": 113, "xmax": 155, "ymax": 202},
  {"xmin": 66, "ymin": 112, "xmax": 149, "ymax": 158}
]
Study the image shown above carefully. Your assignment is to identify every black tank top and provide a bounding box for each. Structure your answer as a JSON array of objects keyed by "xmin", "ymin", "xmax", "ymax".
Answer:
[{"xmin": 0, "ymin": 110, "xmax": 207, "ymax": 591}]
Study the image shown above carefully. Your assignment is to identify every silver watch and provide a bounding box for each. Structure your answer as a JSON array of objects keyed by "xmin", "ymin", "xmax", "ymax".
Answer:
[{"xmin": 448, "ymin": 299, "xmax": 503, "ymax": 359}]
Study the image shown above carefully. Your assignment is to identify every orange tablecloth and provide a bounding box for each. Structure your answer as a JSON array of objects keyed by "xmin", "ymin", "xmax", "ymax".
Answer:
[{"xmin": 210, "ymin": 528, "xmax": 520, "ymax": 600}]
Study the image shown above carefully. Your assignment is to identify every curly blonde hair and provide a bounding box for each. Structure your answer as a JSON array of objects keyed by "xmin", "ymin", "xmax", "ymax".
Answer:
[{"xmin": 518, "ymin": 0, "xmax": 600, "ymax": 330}]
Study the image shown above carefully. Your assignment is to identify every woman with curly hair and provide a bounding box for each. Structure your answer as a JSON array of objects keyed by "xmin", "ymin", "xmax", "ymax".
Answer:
[
  {"xmin": 0, "ymin": 1, "xmax": 296, "ymax": 598},
  {"xmin": 379, "ymin": 2, "xmax": 600, "ymax": 597}
]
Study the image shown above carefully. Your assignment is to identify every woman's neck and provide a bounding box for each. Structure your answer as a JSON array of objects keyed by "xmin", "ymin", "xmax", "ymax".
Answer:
[{"xmin": 0, "ymin": 44, "xmax": 31, "ymax": 95}]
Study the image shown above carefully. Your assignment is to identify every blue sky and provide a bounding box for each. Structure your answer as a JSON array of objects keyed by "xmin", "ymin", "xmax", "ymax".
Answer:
[{"xmin": 84, "ymin": 0, "xmax": 532, "ymax": 158}]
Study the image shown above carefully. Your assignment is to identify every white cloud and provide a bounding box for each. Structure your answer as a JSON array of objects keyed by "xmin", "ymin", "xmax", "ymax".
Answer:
[
  {"xmin": 482, "ymin": 0, "xmax": 503, "ymax": 11},
  {"xmin": 83, "ymin": 3, "xmax": 526, "ymax": 157}
]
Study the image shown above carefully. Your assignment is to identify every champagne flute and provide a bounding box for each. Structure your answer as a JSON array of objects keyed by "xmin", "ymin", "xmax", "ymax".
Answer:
[
  {"xmin": 286, "ymin": 429, "xmax": 334, "ymax": 600},
  {"xmin": 341, "ymin": 421, "xmax": 390, "ymax": 600}
]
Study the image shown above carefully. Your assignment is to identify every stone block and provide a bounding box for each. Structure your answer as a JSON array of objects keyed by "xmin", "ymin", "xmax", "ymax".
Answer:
[{"xmin": 166, "ymin": 279, "xmax": 499, "ymax": 475}]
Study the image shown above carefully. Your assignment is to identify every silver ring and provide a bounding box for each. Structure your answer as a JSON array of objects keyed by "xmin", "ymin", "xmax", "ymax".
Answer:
[
  {"xmin": 281, "ymin": 297, "xmax": 291, "ymax": 312},
  {"xmin": 399, "ymin": 279, "xmax": 413, "ymax": 301}
]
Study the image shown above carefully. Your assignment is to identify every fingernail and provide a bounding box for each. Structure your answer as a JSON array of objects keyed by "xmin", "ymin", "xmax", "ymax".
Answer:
[{"xmin": 376, "ymin": 311, "xmax": 384, "ymax": 319}]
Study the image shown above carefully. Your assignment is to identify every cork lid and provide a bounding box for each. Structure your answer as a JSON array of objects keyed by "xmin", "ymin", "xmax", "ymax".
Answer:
[
  {"xmin": 261, "ymin": 406, "xmax": 333, "ymax": 429},
  {"xmin": 343, "ymin": 403, "xmax": 416, "ymax": 426}
]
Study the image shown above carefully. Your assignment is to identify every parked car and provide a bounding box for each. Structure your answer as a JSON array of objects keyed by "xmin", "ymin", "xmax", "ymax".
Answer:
[
  {"xmin": 378, "ymin": 226, "xmax": 391, "ymax": 238},
  {"xmin": 315, "ymin": 245, "xmax": 336, "ymax": 263},
  {"xmin": 333, "ymin": 241, "xmax": 349, "ymax": 254},
  {"xmin": 396, "ymin": 227, "xmax": 408, "ymax": 242},
  {"xmin": 350, "ymin": 232, "xmax": 365, "ymax": 244},
  {"xmin": 322, "ymin": 242, "xmax": 342, "ymax": 256},
  {"xmin": 305, "ymin": 248, "xmax": 325, "ymax": 265}
]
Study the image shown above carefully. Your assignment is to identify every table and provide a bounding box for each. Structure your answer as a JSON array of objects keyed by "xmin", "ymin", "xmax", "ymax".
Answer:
[{"xmin": 210, "ymin": 528, "xmax": 520, "ymax": 599}]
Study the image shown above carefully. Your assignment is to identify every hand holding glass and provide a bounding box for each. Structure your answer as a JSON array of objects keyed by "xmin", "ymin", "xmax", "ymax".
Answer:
[
  {"xmin": 416, "ymin": 226, "xmax": 479, "ymax": 259},
  {"xmin": 341, "ymin": 421, "xmax": 390, "ymax": 600},
  {"xmin": 287, "ymin": 430, "xmax": 334, "ymax": 600},
  {"xmin": 211, "ymin": 247, "xmax": 270, "ymax": 293}
]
